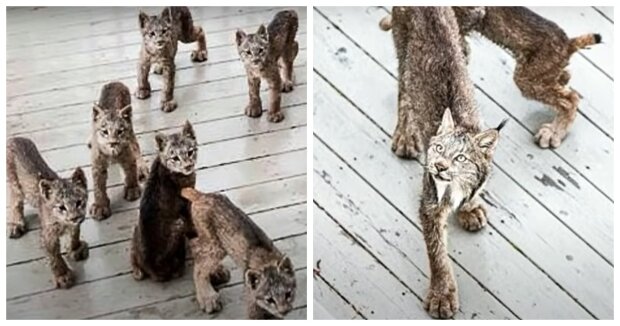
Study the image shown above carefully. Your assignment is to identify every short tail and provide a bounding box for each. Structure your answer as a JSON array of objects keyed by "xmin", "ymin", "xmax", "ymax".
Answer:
[
  {"xmin": 569, "ymin": 33, "xmax": 601, "ymax": 53},
  {"xmin": 379, "ymin": 14, "xmax": 392, "ymax": 31}
]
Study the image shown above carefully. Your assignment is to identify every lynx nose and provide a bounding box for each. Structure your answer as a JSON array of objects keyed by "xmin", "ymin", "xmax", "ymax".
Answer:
[{"xmin": 434, "ymin": 161, "xmax": 449, "ymax": 172}]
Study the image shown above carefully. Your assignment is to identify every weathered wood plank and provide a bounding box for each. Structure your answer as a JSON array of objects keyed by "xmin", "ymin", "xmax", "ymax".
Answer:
[
  {"xmin": 314, "ymin": 137, "xmax": 516, "ymax": 319},
  {"xmin": 8, "ymin": 176, "xmax": 306, "ymax": 266},
  {"xmin": 318, "ymin": 6, "xmax": 613, "ymax": 199},
  {"xmin": 7, "ymin": 238, "xmax": 306, "ymax": 319},
  {"xmin": 7, "ymin": 8, "xmax": 307, "ymax": 62},
  {"xmin": 8, "ymin": 211, "xmax": 306, "ymax": 299},
  {"xmin": 313, "ymin": 71, "xmax": 594, "ymax": 318},
  {"xmin": 7, "ymin": 31, "xmax": 306, "ymax": 97},
  {"xmin": 98, "ymin": 270, "xmax": 307, "ymax": 320},
  {"xmin": 313, "ymin": 278, "xmax": 364, "ymax": 320},
  {"xmin": 316, "ymin": 8, "xmax": 613, "ymax": 262},
  {"xmin": 529, "ymin": 7, "xmax": 614, "ymax": 79},
  {"xmin": 314, "ymin": 205, "xmax": 430, "ymax": 319},
  {"xmin": 7, "ymin": 52, "xmax": 307, "ymax": 115}
]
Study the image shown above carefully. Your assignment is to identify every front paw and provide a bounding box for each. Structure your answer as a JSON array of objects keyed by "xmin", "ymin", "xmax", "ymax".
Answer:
[
  {"xmin": 8, "ymin": 222, "xmax": 27, "ymax": 239},
  {"xmin": 53, "ymin": 269, "xmax": 76, "ymax": 289},
  {"xmin": 424, "ymin": 283, "xmax": 459, "ymax": 319},
  {"xmin": 535, "ymin": 123, "xmax": 565, "ymax": 149},
  {"xmin": 391, "ymin": 127, "xmax": 421, "ymax": 159},
  {"xmin": 124, "ymin": 185, "xmax": 141, "ymax": 201},
  {"xmin": 191, "ymin": 50, "xmax": 208, "ymax": 62},
  {"xmin": 138, "ymin": 163, "xmax": 150, "ymax": 183},
  {"xmin": 69, "ymin": 240, "xmax": 89, "ymax": 261},
  {"xmin": 152, "ymin": 64, "xmax": 163, "ymax": 75},
  {"xmin": 89, "ymin": 202, "xmax": 111, "ymax": 221},
  {"xmin": 245, "ymin": 102, "xmax": 262, "ymax": 118},
  {"xmin": 135, "ymin": 87, "xmax": 151, "ymax": 99},
  {"xmin": 161, "ymin": 99, "xmax": 178, "ymax": 113},
  {"xmin": 198, "ymin": 292, "xmax": 222, "ymax": 314},
  {"xmin": 457, "ymin": 203, "xmax": 487, "ymax": 231},
  {"xmin": 281, "ymin": 80, "xmax": 294, "ymax": 93},
  {"xmin": 268, "ymin": 111, "xmax": 285, "ymax": 123}
]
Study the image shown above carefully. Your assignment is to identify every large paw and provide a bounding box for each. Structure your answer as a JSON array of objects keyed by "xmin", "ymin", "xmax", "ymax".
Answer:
[
  {"xmin": 89, "ymin": 202, "xmax": 111, "ymax": 221},
  {"xmin": 152, "ymin": 63, "xmax": 163, "ymax": 75},
  {"xmin": 161, "ymin": 99, "xmax": 178, "ymax": 113},
  {"xmin": 391, "ymin": 127, "xmax": 421, "ymax": 159},
  {"xmin": 68, "ymin": 240, "xmax": 89, "ymax": 261},
  {"xmin": 191, "ymin": 50, "xmax": 208, "ymax": 62},
  {"xmin": 210, "ymin": 265, "xmax": 231, "ymax": 285},
  {"xmin": 424, "ymin": 284, "xmax": 459, "ymax": 319},
  {"xmin": 132, "ymin": 266, "xmax": 146, "ymax": 281},
  {"xmin": 268, "ymin": 111, "xmax": 285, "ymax": 123},
  {"xmin": 245, "ymin": 102, "xmax": 263, "ymax": 118},
  {"xmin": 281, "ymin": 80, "xmax": 294, "ymax": 93},
  {"xmin": 53, "ymin": 269, "xmax": 76, "ymax": 289},
  {"xmin": 457, "ymin": 203, "xmax": 487, "ymax": 232},
  {"xmin": 198, "ymin": 292, "xmax": 223, "ymax": 314},
  {"xmin": 535, "ymin": 123, "xmax": 565, "ymax": 149},
  {"xmin": 138, "ymin": 163, "xmax": 149, "ymax": 183},
  {"xmin": 135, "ymin": 87, "xmax": 151, "ymax": 99},
  {"xmin": 8, "ymin": 222, "xmax": 27, "ymax": 239},
  {"xmin": 124, "ymin": 185, "xmax": 141, "ymax": 201}
]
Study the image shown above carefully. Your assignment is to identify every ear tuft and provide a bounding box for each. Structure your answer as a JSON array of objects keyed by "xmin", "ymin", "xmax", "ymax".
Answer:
[
  {"xmin": 139, "ymin": 11, "xmax": 149, "ymax": 29},
  {"xmin": 235, "ymin": 29, "xmax": 247, "ymax": 46},
  {"xmin": 71, "ymin": 167, "xmax": 88, "ymax": 190},
  {"xmin": 278, "ymin": 256, "xmax": 294, "ymax": 276},
  {"xmin": 495, "ymin": 118, "xmax": 509, "ymax": 132},
  {"xmin": 155, "ymin": 133, "xmax": 167, "ymax": 152},
  {"xmin": 182, "ymin": 120, "xmax": 195, "ymax": 140},
  {"xmin": 245, "ymin": 269, "xmax": 262, "ymax": 290},
  {"xmin": 436, "ymin": 108, "xmax": 455, "ymax": 136}
]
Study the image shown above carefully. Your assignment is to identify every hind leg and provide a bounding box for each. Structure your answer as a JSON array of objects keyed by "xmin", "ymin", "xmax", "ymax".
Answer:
[
  {"xmin": 279, "ymin": 40, "xmax": 298, "ymax": 93},
  {"xmin": 186, "ymin": 25, "xmax": 208, "ymax": 62},
  {"xmin": 190, "ymin": 238, "xmax": 226, "ymax": 314},
  {"xmin": 558, "ymin": 70, "xmax": 571, "ymax": 86},
  {"xmin": 514, "ymin": 61, "xmax": 578, "ymax": 149}
]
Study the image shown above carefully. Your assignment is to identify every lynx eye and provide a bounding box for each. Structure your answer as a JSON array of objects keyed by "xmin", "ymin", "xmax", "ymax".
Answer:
[
  {"xmin": 58, "ymin": 205, "xmax": 67, "ymax": 212},
  {"xmin": 435, "ymin": 144, "xmax": 444, "ymax": 153},
  {"xmin": 162, "ymin": 28, "xmax": 168, "ymax": 34},
  {"xmin": 285, "ymin": 291, "xmax": 292, "ymax": 300},
  {"xmin": 149, "ymin": 31, "xmax": 156, "ymax": 37},
  {"xmin": 188, "ymin": 149, "xmax": 195, "ymax": 157},
  {"xmin": 172, "ymin": 156, "xmax": 181, "ymax": 162},
  {"xmin": 118, "ymin": 129, "xmax": 125, "ymax": 136},
  {"xmin": 266, "ymin": 297, "xmax": 276, "ymax": 305},
  {"xmin": 245, "ymin": 50, "xmax": 251, "ymax": 55},
  {"xmin": 100, "ymin": 130, "xmax": 109, "ymax": 137},
  {"xmin": 456, "ymin": 154, "xmax": 466, "ymax": 162},
  {"xmin": 258, "ymin": 48, "xmax": 264, "ymax": 55}
]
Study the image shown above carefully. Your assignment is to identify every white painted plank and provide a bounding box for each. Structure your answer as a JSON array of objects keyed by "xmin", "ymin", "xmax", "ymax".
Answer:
[
  {"xmin": 313, "ymin": 278, "xmax": 363, "ymax": 320},
  {"xmin": 8, "ymin": 176, "xmax": 306, "ymax": 266},
  {"xmin": 314, "ymin": 205, "xmax": 430, "ymax": 319},
  {"xmin": 99, "ymin": 270, "xmax": 307, "ymax": 320},
  {"xmin": 314, "ymin": 136, "xmax": 516, "ymax": 319},
  {"xmin": 315, "ymin": 8, "xmax": 613, "ymax": 262},
  {"xmin": 314, "ymin": 75, "xmax": 593, "ymax": 318},
  {"xmin": 529, "ymin": 7, "xmax": 613, "ymax": 78},
  {"xmin": 7, "ymin": 239, "xmax": 306, "ymax": 319},
  {"xmin": 7, "ymin": 52, "xmax": 307, "ymax": 115}
]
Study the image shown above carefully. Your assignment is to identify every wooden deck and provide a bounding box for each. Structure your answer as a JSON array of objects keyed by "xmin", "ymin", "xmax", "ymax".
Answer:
[
  {"xmin": 312, "ymin": 6, "xmax": 613, "ymax": 320},
  {"xmin": 5, "ymin": 6, "xmax": 307, "ymax": 319}
]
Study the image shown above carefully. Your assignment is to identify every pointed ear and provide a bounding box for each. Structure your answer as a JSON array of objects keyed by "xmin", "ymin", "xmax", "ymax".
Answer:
[
  {"xmin": 180, "ymin": 187, "xmax": 202, "ymax": 202},
  {"xmin": 235, "ymin": 29, "xmax": 247, "ymax": 46},
  {"xmin": 39, "ymin": 179, "xmax": 54, "ymax": 201},
  {"xmin": 155, "ymin": 133, "xmax": 167, "ymax": 152},
  {"xmin": 118, "ymin": 104, "xmax": 132, "ymax": 120},
  {"xmin": 71, "ymin": 167, "xmax": 87, "ymax": 190},
  {"xmin": 256, "ymin": 24, "xmax": 268, "ymax": 40},
  {"xmin": 139, "ymin": 11, "xmax": 149, "ymax": 29},
  {"xmin": 92, "ymin": 102, "xmax": 105, "ymax": 122},
  {"xmin": 278, "ymin": 256, "xmax": 294, "ymax": 276},
  {"xmin": 161, "ymin": 7, "xmax": 172, "ymax": 24},
  {"xmin": 182, "ymin": 120, "xmax": 195, "ymax": 140},
  {"xmin": 245, "ymin": 269, "xmax": 262, "ymax": 291},
  {"xmin": 474, "ymin": 128, "xmax": 500, "ymax": 155},
  {"xmin": 437, "ymin": 108, "xmax": 455, "ymax": 135}
]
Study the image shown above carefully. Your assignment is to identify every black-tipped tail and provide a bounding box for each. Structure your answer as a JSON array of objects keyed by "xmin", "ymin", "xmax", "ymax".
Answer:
[
  {"xmin": 495, "ymin": 119, "xmax": 509, "ymax": 132},
  {"xmin": 594, "ymin": 33, "xmax": 602, "ymax": 44}
]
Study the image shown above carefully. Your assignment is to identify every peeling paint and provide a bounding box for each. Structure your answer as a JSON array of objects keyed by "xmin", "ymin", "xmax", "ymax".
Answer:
[
  {"xmin": 553, "ymin": 166, "xmax": 580, "ymax": 189},
  {"xmin": 535, "ymin": 174, "xmax": 563, "ymax": 191}
]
